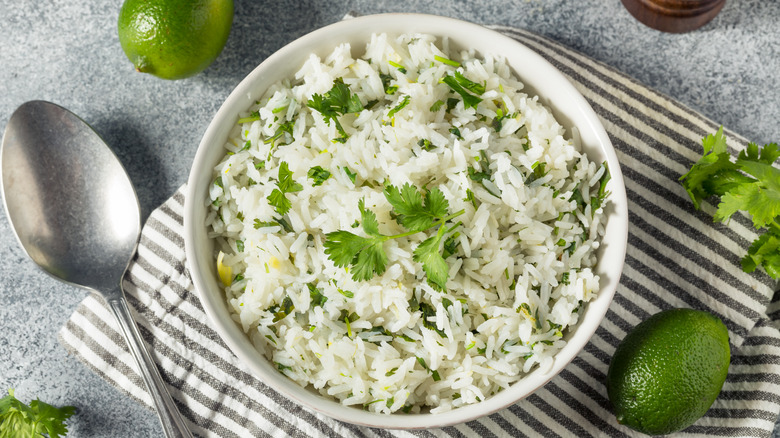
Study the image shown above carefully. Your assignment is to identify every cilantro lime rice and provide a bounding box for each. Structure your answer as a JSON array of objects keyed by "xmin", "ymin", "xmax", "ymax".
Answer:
[{"xmin": 206, "ymin": 33, "xmax": 610, "ymax": 414}]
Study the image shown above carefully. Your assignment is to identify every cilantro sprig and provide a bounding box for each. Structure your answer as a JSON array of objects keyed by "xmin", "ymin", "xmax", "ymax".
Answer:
[
  {"xmin": 307, "ymin": 78, "xmax": 364, "ymax": 143},
  {"xmin": 324, "ymin": 183, "xmax": 465, "ymax": 289},
  {"xmin": 267, "ymin": 161, "xmax": 303, "ymax": 215},
  {"xmin": 680, "ymin": 127, "xmax": 780, "ymax": 279},
  {"xmin": 0, "ymin": 389, "xmax": 76, "ymax": 438}
]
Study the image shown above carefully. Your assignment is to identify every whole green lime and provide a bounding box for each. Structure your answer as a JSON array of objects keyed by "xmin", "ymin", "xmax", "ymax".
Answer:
[
  {"xmin": 117, "ymin": 0, "xmax": 234, "ymax": 80},
  {"xmin": 607, "ymin": 308, "xmax": 730, "ymax": 435}
]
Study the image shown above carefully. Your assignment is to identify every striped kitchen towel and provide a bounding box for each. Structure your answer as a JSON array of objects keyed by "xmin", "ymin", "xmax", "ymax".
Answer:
[{"xmin": 58, "ymin": 21, "xmax": 780, "ymax": 437}]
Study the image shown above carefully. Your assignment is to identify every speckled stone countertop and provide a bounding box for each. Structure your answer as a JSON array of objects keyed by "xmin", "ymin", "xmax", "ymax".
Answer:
[{"xmin": 2, "ymin": 1, "xmax": 779, "ymax": 436}]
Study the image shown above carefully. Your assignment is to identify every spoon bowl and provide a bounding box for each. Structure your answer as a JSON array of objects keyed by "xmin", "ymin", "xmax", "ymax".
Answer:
[
  {"xmin": 1, "ymin": 101, "xmax": 192, "ymax": 438},
  {"xmin": 1, "ymin": 101, "xmax": 140, "ymax": 292}
]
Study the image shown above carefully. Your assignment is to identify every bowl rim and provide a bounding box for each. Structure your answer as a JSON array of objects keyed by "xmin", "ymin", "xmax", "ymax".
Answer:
[{"xmin": 185, "ymin": 12, "xmax": 628, "ymax": 430}]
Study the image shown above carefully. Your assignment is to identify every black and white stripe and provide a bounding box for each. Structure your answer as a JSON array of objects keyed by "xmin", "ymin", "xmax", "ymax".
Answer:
[{"xmin": 58, "ymin": 23, "xmax": 780, "ymax": 437}]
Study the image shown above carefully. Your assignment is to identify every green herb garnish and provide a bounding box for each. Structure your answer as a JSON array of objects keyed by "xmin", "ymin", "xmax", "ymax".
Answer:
[
  {"xmin": 307, "ymin": 78, "xmax": 364, "ymax": 142},
  {"xmin": 441, "ymin": 71, "xmax": 485, "ymax": 109},
  {"xmin": 417, "ymin": 139, "xmax": 434, "ymax": 151},
  {"xmin": 323, "ymin": 183, "xmax": 464, "ymax": 289},
  {"xmin": 307, "ymin": 283, "xmax": 328, "ymax": 307},
  {"xmin": 343, "ymin": 166, "xmax": 357, "ymax": 184},
  {"xmin": 263, "ymin": 120, "xmax": 295, "ymax": 147},
  {"xmin": 680, "ymin": 127, "xmax": 780, "ymax": 279},
  {"xmin": 237, "ymin": 110, "xmax": 260, "ymax": 124},
  {"xmin": 590, "ymin": 162, "xmax": 611, "ymax": 215},
  {"xmin": 387, "ymin": 95, "xmax": 410, "ymax": 119},
  {"xmin": 434, "ymin": 55, "xmax": 460, "ymax": 67},
  {"xmin": 415, "ymin": 357, "xmax": 441, "ymax": 381},
  {"xmin": 338, "ymin": 288, "xmax": 354, "ymax": 299},
  {"xmin": 388, "ymin": 60, "xmax": 407, "ymax": 74},
  {"xmin": 307, "ymin": 165, "xmax": 331, "ymax": 186},
  {"xmin": 380, "ymin": 73, "xmax": 398, "ymax": 95},
  {"xmin": 525, "ymin": 161, "xmax": 547, "ymax": 185},
  {"xmin": 492, "ymin": 106, "xmax": 518, "ymax": 132},
  {"xmin": 0, "ymin": 389, "xmax": 76, "ymax": 438},
  {"xmin": 267, "ymin": 162, "xmax": 303, "ymax": 215},
  {"xmin": 270, "ymin": 296, "xmax": 295, "ymax": 322}
]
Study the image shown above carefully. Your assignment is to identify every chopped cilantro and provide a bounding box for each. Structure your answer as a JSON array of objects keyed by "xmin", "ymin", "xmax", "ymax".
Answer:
[
  {"xmin": 441, "ymin": 71, "xmax": 484, "ymax": 109},
  {"xmin": 388, "ymin": 60, "xmax": 407, "ymax": 74},
  {"xmin": 434, "ymin": 55, "xmax": 460, "ymax": 67},
  {"xmin": 342, "ymin": 166, "xmax": 357, "ymax": 184},
  {"xmin": 387, "ymin": 95, "xmax": 410, "ymax": 119},
  {"xmin": 307, "ymin": 165, "xmax": 331, "ymax": 186},
  {"xmin": 307, "ymin": 283, "xmax": 328, "ymax": 307}
]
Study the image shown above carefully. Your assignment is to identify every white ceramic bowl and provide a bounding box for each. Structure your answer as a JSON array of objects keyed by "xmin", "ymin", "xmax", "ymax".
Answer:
[{"xmin": 185, "ymin": 13, "xmax": 628, "ymax": 429}]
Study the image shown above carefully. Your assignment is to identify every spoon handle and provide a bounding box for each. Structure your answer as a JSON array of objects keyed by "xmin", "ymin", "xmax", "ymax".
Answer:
[{"xmin": 108, "ymin": 296, "xmax": 194, "ymax": 438}]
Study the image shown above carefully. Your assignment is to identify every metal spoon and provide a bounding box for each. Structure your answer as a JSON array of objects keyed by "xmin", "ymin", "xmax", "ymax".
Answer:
[{"xmin": 0, "ymin": 101, "xmax": 193, "ymax": 438}]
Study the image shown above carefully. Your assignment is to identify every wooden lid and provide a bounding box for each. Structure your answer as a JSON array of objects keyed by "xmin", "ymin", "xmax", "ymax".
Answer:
[{"xmin": 621, "ymin": 0, "xmax": 726, "ymax": 33}]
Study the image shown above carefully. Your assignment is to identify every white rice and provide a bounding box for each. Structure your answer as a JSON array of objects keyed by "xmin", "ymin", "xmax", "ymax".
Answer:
[{"xmin": 206, "ymin": 33, "xmax": 609, "ymax": 414}]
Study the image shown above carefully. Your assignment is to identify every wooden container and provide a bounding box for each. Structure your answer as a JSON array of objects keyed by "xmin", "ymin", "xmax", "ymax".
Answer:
[{"xmin": 621, "ymin": 0, "xmax": 726, "ymax": 33}]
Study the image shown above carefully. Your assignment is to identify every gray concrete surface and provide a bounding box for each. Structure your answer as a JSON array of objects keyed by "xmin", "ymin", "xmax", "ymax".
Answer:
[{"xmin": 1, "ymin": 1, "xmax": 779, "ymax": 436}]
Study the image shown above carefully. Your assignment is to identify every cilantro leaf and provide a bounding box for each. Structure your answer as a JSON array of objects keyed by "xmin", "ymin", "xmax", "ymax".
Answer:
[
  {"xmin": 267, "ymin": 189, "xmax": 292, "ymax": 215},
  {"xmin": 267, "ymin": 162, "xmax": 303, "ymax": 215},
  {"xmin": 715, "ymin": 143, "xmax": 780, "ymax": 228},
  {"xmin": 254, "ymin": 217, "xmax": 293, "ymax": 233},
  {"xmin": 706, "ymin": 139, "xmax": 780, "ymax": 229},
  {"xmin": 739, "ymin": 141, "xmax": 780, "ymax": 164},
  {"xmin": 715, "ymin": 176, "xmax": 780, "ymax": 228},
  {"xmin": 307, "ymin": 78, "xmax": 364, "ymax": 142},
  {"xmin": 417, "ymin": 302, "xmax": 445, "ymax": 336},
  {"xmin": 525, "ymin": 161, "xmax": 547, "ymax": 185},
  {"xmin": 237, "ymin": 110, "xmax": 260, "ymax": 124},
  {"xmin": 263, "ymin": 120, "xmax": 295, "ymax": 147},
  {"xmin": 349, "ymin": 240, "xmax": 388, "ymax": 282},
  {"xmin": 413, "ymin": 225, "xmax": 450, "ymax": 290},
  {"xmin": 383, "ymin": 183, "xmax": 448, "ymax": 231},
  {"xmin": 0, "ymin": 389, "xmax": 76, "ymax": 438},
  {"xmin": 358, "ymin": 198, "xmax": 381, "ymax": 237},
  {"xmin": 324, "ymin": 199, "xmax": 389, "ymax": 281},
  {"xmin": 679, "ymin": 127, "xmax": 752, "ymax": 208},
  {"xmin": 742, "ymin": 227, "xmax": 780, "ymax": 278},
  {"xmin": 417, "ymin": 138, "xmax": 435, "ymax": 151},
  {"xmin": 324, "ymin": 230, "xmax": 375, "ymax": 269}
]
